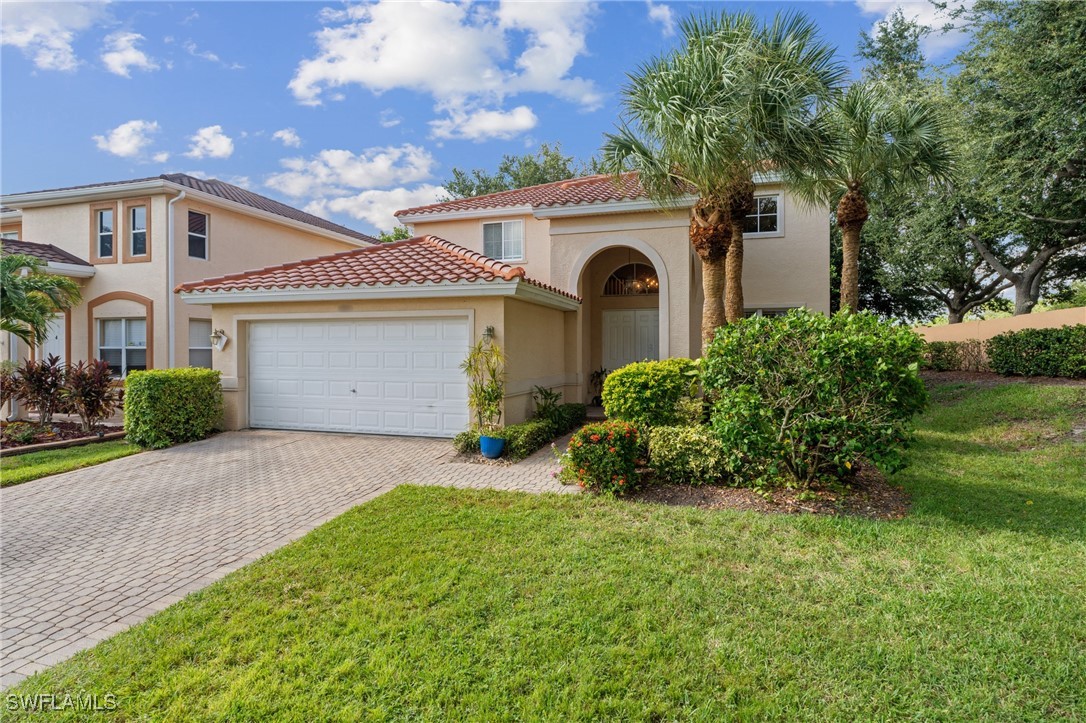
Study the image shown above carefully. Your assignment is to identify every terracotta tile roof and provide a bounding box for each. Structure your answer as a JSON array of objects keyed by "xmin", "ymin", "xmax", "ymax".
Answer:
[
  {"xmin": 2, "ymin": 174, "xmax": 377, "ymax": 245},
  {"xmin": 1, "ymin": 239, "xmax": 92, "ymax": 267},
  {"xmin": 176, "ymin": 235, "xmax": 580, "ymax": 302},
  {"xmin": 396, "ymin": 172, "xmax": 659, "ymax": 218}
]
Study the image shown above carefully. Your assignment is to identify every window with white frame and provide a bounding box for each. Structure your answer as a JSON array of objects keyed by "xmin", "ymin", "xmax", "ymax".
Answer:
[
  {"xmin": 188, "ymin": 319, "xmax": 213, "ymax": 368},
  {"xmin": 0, "ymin": 231, "xmax": 19, "ymax": 240},
  {"xmin": 743, "ymin": 195, "xmax": 779, "ymax": 234},
  {"xmin": 96, "ymin": 209, "xmax": 114, "ymax": 257},
  {"xmin": 188, "ymin": 211, "xmax": 209, "ymax": 259},
  {"xmin": 744, "ymin": 307, "xmax": 797, "ymax": 318},
  {"xmin": 482, "ymin": 220, "xmax": 524, "ymax": 261},
  {"xmin": 98, "ymin": 318, "xmax": 147, "ymax": 377},
  {"xmin": 129, "ymin": 205, "xmax": 148, "ymax": 256}
]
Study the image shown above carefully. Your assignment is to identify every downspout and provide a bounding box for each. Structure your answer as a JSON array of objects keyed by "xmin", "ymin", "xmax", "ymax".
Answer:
[{"xmin": 167, "ymin": 190, "xmax": 186, "ymax": 368}]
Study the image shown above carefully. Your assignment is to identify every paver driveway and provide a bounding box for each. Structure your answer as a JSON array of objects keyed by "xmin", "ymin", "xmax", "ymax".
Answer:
[{"xmin": 0, "ymin": 430, "xmax": 573, "ymax": 686}]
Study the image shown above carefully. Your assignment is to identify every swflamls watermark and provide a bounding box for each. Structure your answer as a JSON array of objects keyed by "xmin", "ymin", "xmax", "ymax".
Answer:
[{"xmin": 5, "ymin": 691, "xmax": 118, "ymax": 712}]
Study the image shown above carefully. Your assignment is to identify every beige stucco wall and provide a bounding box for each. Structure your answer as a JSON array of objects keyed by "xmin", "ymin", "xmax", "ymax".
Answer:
[
  {"xmin": 10, "ymin": 194, "xmax": 360, "ymax": 374},
  {"xmin": 502, "ymin": 297, "xmax": 580, "ymax": 422},
  {"xmin": 408, "ymin": 213, "xmax": 552, "ymax": 282},
  {"xmin": 917, "ymin": 307, "xmax": 1086, "ymax": 342}
]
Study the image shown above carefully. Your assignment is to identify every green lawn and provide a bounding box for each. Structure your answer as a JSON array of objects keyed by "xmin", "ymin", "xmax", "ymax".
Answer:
[
  {"xmin": 7, "ymin": 382, "xmax": 1085, "ymax": 720},
  {"xmin": 0, "ymin": 440, "xmax": 139, "ymax": 488}
]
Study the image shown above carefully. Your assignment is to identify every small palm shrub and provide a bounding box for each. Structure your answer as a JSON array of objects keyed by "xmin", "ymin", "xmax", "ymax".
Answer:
[
  {"xmin": 125, "ymin": 368, "xmax": 223, "ymax": 449},
  {"xmin": 703, "ymin": 310, "xmax": 927, "ymax": 486},
  {"xmin": 602, "ymin": 358, "xmax": 698, "ymax": 428},
  {"xmin": 561, "ymin": 421, "xmax": 640, "ymax": 494},
  {"xmin": 648, "ymin": 426, "xmax": 728, "ymax": 485}
]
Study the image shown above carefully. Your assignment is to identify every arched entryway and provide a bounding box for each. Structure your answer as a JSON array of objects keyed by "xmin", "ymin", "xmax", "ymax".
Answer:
[{"xmin": 569, "ymin": 240, "xmax": 668, "ymax": 402}]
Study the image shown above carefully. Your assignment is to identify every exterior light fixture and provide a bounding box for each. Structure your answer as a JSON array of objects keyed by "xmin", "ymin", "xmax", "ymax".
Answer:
[
  {"xmin": 482, "ymin": 325, "xmax": 496, "ymax": 341},
  {"xmin": 209, "ymin": 328, "xmax": 229, "ymax": 351}
]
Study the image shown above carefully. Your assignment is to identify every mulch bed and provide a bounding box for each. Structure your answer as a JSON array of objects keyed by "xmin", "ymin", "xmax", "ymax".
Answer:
[
  {"xmin": 922, "ymin": 370, "xmax": 1086, "ymax": 387},
  {"xmin": 1, "ymin": 421, "xmax": 119, "ymax": 448},
  {"xmin": 628, "ymin": 464, "xmax": 910, "ymax": 521}
]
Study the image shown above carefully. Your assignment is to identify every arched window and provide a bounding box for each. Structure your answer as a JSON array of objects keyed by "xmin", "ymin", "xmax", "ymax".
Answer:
[{"xmin": 604, "ymin": 263, "xmax": 659, "ymax": 296}]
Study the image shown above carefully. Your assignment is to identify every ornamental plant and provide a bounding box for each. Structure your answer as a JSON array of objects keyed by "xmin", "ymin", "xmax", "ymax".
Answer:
[
  {"xmin": 702, "ymin": 309, "xmax": 927, "ymax": 486},
  {"xmin": 987, "ymin": 325, "xmax": 1086, "ymax": 378},
  {"xmin": 461, "ymin": 338, "xmax": 505, "ymax": 432},
  {"xmin": 602, "ymin": 358, "xmax": 699, "ymax": 428},
  {"xmin": 63, "ymin": 359, "xmax": 119, "ymax": 433},
  {"xmin": 560, "ymin": 421, "xmax": 639, "ymax": 494},
  {"xmin": 125, "ymin": 368, "xmax": 223, "ymax": 449},
  {"xmin": 14, "ymin": 354, "xmax": 68, "ymax": 425}
]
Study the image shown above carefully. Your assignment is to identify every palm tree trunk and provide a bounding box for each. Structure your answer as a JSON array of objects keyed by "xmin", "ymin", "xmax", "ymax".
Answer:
[
  {"xmin": 702, "ymin": 257, "xmax": 727, "ymax": 349},
  {"xmin": 836, "ymin": 188, "xmax": 870, "ymax": 314},
  {"xmin": 724, "ymin": 219, "xmax": 745, "ymax": 323}
]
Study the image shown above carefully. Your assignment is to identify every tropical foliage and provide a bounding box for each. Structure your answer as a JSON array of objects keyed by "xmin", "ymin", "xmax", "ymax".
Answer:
[{"xmin": 0, "ymin": 251, "xmax": 81, "ymax": 346}]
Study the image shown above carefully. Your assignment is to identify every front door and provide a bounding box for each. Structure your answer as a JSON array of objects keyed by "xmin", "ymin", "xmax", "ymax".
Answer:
[
  {"xmin": 602, "ymin": 309, "xmax": 659, "ymax": 371},
  {"xmin": 39, "ymin": 314, "xmax": 66, "ymax": 363}
]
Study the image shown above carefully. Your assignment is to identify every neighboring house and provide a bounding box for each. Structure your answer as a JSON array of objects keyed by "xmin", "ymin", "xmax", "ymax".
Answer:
[
  {"xmin": 0, "ymin": 174, "xmax": 376, "ymax": 386},
  {"xmin": 178, "ymin": 172, "xmax": 828, "ymax": 438}
]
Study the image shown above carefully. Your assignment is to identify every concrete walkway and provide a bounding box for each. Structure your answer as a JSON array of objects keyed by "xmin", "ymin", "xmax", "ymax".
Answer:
[{"xmin": 0, "ymin": 430, "xmax": 574, "ymax": 687}]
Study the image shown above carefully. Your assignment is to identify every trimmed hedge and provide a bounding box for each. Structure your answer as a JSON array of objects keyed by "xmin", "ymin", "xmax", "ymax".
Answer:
[
  {"xmin": 124, "ymin": 368, "xmax": 223, "ymax": 449},
  {"xmin": 987, "ymin": 325, "xmax": 1086, "ymax": 378},
  {"xmin": 602, "ymin": 358, "xmax": 698, "ymax": 428},
  {"xmin": 555, "ymin": 403, "xmax": 587, "ymax": 434},
  {"xmin": 505, "ymin": 420, "xmax": 557, "ymax": 461},
  {"xmin": 924, "ymin": 339, "xmax": 987, "ymax": 372},
  {"xmin": 648, "ymin": 425, "xmax": 727, "ymax": 485},
  {"xmin": 453, "ymin": 430, "xmax": 480, "ymax": 455}
]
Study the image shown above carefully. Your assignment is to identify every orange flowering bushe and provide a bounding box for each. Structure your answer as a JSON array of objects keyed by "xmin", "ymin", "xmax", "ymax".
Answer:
[{"xmin": 563, "ymin": 421, "xmax": 640, "ymax": 495}]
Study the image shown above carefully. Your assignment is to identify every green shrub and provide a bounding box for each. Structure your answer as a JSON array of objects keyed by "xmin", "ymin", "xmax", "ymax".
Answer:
[
  {"xmin": 986, "ymin": 325, "xmax": 1086, "ymax": 378},
  {"xmin": 64, "ymin": 359, "xmax": 119, "ymax": 433},
  {"xmin": 561, "ymin": 421, "xmax": 639, "ymax": 494},
  {"xmin": 602, "ymin": 358, "xmax": 698, "ymax": 428},
  {"xmin": 14, "ymin": 354, "xmax": 68, "ymax": 424},
  {"xmin": 453, "ymin": 429, "xmax": 480, "ymax": 455},
  {"xmin": 531, "ymin": 386, "xmax": 563, "ymax": 429},
  {"xmin": 924, "ymin": 340, "xmax": 987, "ymax": 372},
  {"xmin": 703, "ymin": 310, "xmax": 927, "ymax": 486},
  {"xmin": 124, "ymin": 368, "xmax": 223, "ymax": 449},
  {"xmin": 505, "ymin": 419, "xmax": 558, "ymax": 461},
  {"xmin": 556, "ymin": 403, "xmax": 587, "ymax": 433},
  {"xmin": 648, "ymin": 425, "xmax": 727, "ymax": 485}
]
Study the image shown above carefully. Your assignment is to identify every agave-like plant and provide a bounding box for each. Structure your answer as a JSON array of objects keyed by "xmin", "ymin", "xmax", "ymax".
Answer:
[{"xmin": 601, "ymin": 11, "xmax": 844, "ymax": 343}]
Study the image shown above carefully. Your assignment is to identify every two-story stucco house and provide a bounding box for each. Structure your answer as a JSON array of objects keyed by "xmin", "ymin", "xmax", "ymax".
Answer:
[
  {"xmin": 0, "ymin": 174, "xmax": 376, "ymax": 386},
  {"xmin": 176, "ymin": 172, "xmax": 828, "ymax": 438}
]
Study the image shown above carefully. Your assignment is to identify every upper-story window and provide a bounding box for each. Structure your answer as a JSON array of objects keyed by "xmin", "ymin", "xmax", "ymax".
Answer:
[
  {"xmin": 483, "ymin": 220, "xmax": 524, "ymax": 261},
  {"xmin": 96, "ymin": 208, "xmax": 114, "ymax": 258},
  {"xmin": 188, "ymin": 211, "xmax": 209, "ymax": 260},
  {"xmin": 743, "ymin": 195, "xmax": 779, "ymax": 235},
  {"xmin": 129, "ymin": 205, "xmax": 148, "ymax": 256},
  {"xmin": 0, "ymin": 231, "xmax": 19, "ymax": 240}
]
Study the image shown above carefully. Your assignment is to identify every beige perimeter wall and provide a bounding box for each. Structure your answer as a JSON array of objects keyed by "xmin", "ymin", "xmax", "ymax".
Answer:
[{"xmin": 916, "ymin": 307, "xmax": 1086, "ymax": 342}]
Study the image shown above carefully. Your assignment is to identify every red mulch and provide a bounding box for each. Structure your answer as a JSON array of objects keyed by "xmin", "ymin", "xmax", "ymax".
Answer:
[
  {"xmin": 922, "ymin": 370, "xmax": 1086, "ymax": 387},
  {"xmin": 1, "ymin": 421, "xmax": 115, "ymax": 448},
  {"xmin": 628, "ymin": 464, "xmax": 910, "ymax": 521}
]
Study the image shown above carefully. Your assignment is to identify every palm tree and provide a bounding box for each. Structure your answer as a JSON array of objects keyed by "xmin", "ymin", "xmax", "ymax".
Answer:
[
  {"xmin": 601, "ymin": 11, "xmax": 844, "ymax": 344},
  {"xmin": 0, "ymin": 250, "xmax": 82, "ymax": 346},
  {"xmin": 789, "ymin": 82, "xmax": 954, "ymax": 312}
]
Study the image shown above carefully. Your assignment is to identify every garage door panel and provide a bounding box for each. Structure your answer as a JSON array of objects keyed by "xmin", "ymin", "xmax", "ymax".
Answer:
[{"xmin": 249, "ymin": 317, "xmax": 469, "ymax": 437}]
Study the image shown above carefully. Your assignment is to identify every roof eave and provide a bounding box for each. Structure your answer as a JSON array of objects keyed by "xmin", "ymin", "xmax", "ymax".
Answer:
[
  {"xmin": 395, "ymin": 205, "xmax": 535, "ymax": 224},
  {"xmin": 0, "ymin": 179, "xmax": 169, "ymax": 207},
  {"xmin": 178, "ymin": 278, "xmax": 580, "ymax": 311}
]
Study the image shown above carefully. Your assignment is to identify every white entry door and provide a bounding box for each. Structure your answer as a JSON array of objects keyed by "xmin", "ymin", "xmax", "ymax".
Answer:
[
  {"xmin": 248, "ymin": 317, "xmax": 470, "ymax": 438},
  {"xmin": 39, "ymin": 314, "xmax": 66, "ymax": 363},
  {"xmin": 602, "ymin": 309, "xmax": 659, "ymax": 371}
]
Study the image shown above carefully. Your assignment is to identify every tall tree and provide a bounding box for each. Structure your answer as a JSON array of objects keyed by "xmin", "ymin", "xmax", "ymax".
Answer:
[
  {"xmin": 442, "ymin": 143, "xmax": 600, "ymax": 200},
  {"xmin": 789, "ymin": 81, "xmax": 954, "ymax": 312},
  {"xmin": 0, "ymin": 251, "xmax": 82, "ymax": 346},
  {"xmin": 857, "ymin": 7, "xmax": 930, "ymax": 89},
  {"xmin": 948, "ymin": 0, "xmax": 1086, "ymax": 314},
  {"xmin": 602, "ymin": 11, "xmax": 844, "ymax": 340}
]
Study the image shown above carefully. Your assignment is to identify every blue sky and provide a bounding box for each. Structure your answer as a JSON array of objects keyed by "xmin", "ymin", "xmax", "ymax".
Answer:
[{"xmin": 1, "ymin": 1, "xmax": 967, "ymax": 235}]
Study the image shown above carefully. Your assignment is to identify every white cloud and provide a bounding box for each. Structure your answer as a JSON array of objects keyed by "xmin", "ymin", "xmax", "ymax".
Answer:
[
  {"xmin": 0, "ymin": 1, "xmax": 105, "ymax": 71},
  {"xmin": 101, "ymin": 31, "xmax": 159, "ymax": 77},
  {"xmin": 430, "ymin": 105, "xmax": 538, "ymax": 142},
  {"xmin": 185, "ymin": 125, "xmax": 234, "ymax": 159},
  {"xmin": 305, "ymin": 185, "xmax": 446, "ymax": 229},
  {"xmin": 855, "ymin": 0, "xmax": 972, "ymax": 57},
  {"xmin": 183, "ymin": 39, "xmax": 244, "ymax": 70},
  {"xmin": 266, "ymin": 144, "xmax": 437, "ymax": 198},
  {"xmin": 646, "ymin": 1, "xmax": 675, "ymax": 37},
  {"xmin": 152, "ymin": 151, "xmax": 170, "ymax": 163},
  {"xmin": 379, "ymin": 109, "xmax": 402, "ymax": 128},
  {"xmin": 272, "ymin": 128, "xmax": 303, "ymax": 148},
  {"xmin": 92, "ymin": 119, "xmax": 160, "ymax": 158},
  {"xmin": 290, "ymin": 0, "xmax": 601, "ymax": 125}
]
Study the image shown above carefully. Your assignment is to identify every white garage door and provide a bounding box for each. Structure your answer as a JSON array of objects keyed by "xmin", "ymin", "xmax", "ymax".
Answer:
[{"xmin": 248, "ymin": 317, "xmax": 470, "ymax": 437}]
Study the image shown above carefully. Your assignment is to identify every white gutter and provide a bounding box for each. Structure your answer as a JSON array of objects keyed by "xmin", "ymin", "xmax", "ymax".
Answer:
[
  {"xmin": 46, "ymin": 261, "xmax": 95, "ymax": 278},
  {"xmin": 179, "ymin": 278, "xmax": 581, "ymax": 311},
  {"xmin": 168, "ymin": 190, "xmax": 186, "ymax": 367},
  {"xmin": 395, "ymin": 205, "xmax": 535, "ymax": 224}
]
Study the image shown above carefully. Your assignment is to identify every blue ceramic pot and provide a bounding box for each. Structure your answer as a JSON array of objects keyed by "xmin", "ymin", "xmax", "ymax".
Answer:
[{"xmin": 479, "ymin": 435, "xmax": 505, "ymax": 459}]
